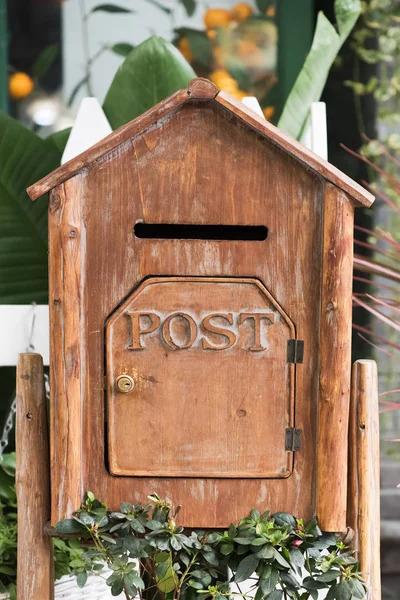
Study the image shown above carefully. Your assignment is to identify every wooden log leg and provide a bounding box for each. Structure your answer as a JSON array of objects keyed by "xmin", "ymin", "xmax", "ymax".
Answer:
[
  {"xmin": 16, "ymin": 353, "xmax": 54, "ymax": 600},
  {"xmin": 347, "ymin": 359, "xmax": 381, "ymax": 599}
]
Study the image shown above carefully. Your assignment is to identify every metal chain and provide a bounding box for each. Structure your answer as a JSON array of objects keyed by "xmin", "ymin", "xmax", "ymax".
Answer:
[{"xmin": 0, "ymin": 303, "xmax": 49, "ymax": 465}]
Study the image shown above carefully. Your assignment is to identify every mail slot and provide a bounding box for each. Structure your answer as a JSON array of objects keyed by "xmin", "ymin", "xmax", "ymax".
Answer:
[{"xmin": 27, "ymin": 78, "xmax": 374, "ymax": 530}]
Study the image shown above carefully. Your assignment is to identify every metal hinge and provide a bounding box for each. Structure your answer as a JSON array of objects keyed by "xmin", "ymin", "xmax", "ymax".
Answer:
[
  {"xmin": 287, "ymin": 340, "xmax": 304, "ymax": 364},
  {"xmin": 285, "ymin": 428, "xmax": 302, "ymax": 452}
]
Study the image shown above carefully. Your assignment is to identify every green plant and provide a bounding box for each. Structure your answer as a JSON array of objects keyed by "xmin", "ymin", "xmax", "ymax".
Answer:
[
  {"xmin": 0, "ymin": 454, "xmax": 16, "ymax": 599},
  {"xmin": 0, "ymin": 454, "xmax": 103, "ymax": 597},
  {"xmin": 277, "ymin": 0, "xmax": 362, "ymax": 140},
  {"xmin": 0, "ymin": 35, "xmax": 195, "ymax": 305},
  {"xmin": 55, "ymin": 492, "xmax": 367, "ymax": 600}
]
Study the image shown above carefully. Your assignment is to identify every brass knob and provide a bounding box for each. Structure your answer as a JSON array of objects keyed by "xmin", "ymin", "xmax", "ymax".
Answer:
[{"xmin": 115, "ymin": 374, "xmax": 134, "ymax": 393}]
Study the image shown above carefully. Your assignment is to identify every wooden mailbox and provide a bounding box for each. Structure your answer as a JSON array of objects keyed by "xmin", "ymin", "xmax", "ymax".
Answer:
[{"xmin": 27, "ymin": 78, "xmax": 374, "ymax": 532}]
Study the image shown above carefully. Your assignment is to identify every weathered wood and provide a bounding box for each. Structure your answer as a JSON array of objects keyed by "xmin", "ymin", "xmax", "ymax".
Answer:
[
  {"xmin": 16, "ymin": 353, "xmax": 54, "ymax": 600},
  {"xmin": 48, "ymin": 182, "xmax": 84, "ymax": 518},
  {"xmin": 316, "ymin": 182, "xmax": 354, "ymax": 532},
  {"xmin": 347, "ymin": 360, "xmax": 381, "ymax": 599},
  {"xmin": 215, "ymin": 92, "xmax": 374, "ymax": 208},
  {"xmin": 49, "ymin": 100, "xmax": 323, "ymax": 527},
  {"xmin": 106, "ymin": 277, "xmax": 295, "ymax": 478},
  {"xmin": 187, "ymin": 77, "xmax": 217, "ymax": 99},
  {"xmin": 27, "ymin": 80, "xmax": 373, "ymax": 208}
]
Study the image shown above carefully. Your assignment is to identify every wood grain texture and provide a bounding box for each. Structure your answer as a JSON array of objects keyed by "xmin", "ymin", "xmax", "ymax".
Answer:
[
  {"xmin": 49, "ymin": 100, "xmax": 322, "ymax": 527},
  {"xmin": 16, "ymin": 353, "xmax": 54, "ymax": 600},
  {"xmin": 28, "ymin": 81, "xmax": 373, "ymax": 208},
  {"xmin": 215, "ymin": 92, "xmax": 374, "ymax": 208},
  {"xmin": 316, "ymin": 183, "xmax": 355, "ymax": 532},
  {"xmin": 106, "ymin": 277, "xmax": 295, "ymax": 478},
  {"xmin": 187, "ymin": 77, "xmax": 217, "ymax": 98},
  {"xmin": 48, "ymin": 182, "xmax": 84, "ymax": 519},
  {"xmin": 347, "ymin": 360, "xmax": 381, "ymax": 600}
]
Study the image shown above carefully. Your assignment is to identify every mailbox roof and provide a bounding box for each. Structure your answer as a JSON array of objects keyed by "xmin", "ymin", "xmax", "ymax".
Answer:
[{"xmin": 27, "ymin": 78, "xmax": 374, "ymax": 208}]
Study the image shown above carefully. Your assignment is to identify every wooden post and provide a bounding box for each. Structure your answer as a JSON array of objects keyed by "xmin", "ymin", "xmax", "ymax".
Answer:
[
  {"xmin": 347, "ymin": 359, "xmax": 381, "ymax": 599},
  {"xmin": 16, "ymin": 353, "xmax": 54, "ymax": 600}
]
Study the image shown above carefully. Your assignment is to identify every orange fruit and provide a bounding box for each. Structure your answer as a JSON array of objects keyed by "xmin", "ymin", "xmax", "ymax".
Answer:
[
  {"xmin": 9, "ymin": 72, "xmax": 34, "ymax": 100},
  {"xmin": 231, "ymin": 2, "xmax": 253, "ymax": 22},
  {"xmin": 178, "ymin": 37, "xmax": 194, "ymax": 62},
  {"xmin": 209, "ymin": 69, "xmax": 239, "ymax": 93},
  {"xmin": 204, "ymin": 8, "xmax": 231, "ymax": 29},
  {"xmin": 263, "ymin": 105, "xmax": 275, "ymax": 120},
  {"xmin": 266, "ymin": 6, "xmax": 275, "ymax": 17}
]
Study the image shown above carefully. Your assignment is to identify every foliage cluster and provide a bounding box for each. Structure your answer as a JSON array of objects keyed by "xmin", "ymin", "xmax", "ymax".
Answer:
[
  {"xmin": 0, "ymin": 454, "xmax": 95, "ymax": 598},
  {"xmin": 55, "ymin": 492, "xmax": 367, "ymax": 600},
  {"xmin": 346, "ymin": 0, "xmax": 400, "ymax": 160}
]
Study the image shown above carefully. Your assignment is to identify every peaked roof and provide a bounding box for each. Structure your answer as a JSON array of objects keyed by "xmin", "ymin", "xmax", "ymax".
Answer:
[{"xmin": 27, "ymin": 78, "xmax": 374, "ymax": 208}]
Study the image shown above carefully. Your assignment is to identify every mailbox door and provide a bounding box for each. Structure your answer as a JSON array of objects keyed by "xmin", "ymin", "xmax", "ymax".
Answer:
[{"xmin": 106, "ymin": 277, "xmax": 296, "ymax": 479}]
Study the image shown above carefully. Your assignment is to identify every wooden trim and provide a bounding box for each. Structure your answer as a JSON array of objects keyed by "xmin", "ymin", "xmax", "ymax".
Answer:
[
  {"xmin": 215, "ymin": 92, "xmax": 374, "ymax": 208},
  {"xmin": 27, "ymin": 89, "xmax": 190, "ymax": 200},
  {"xmin": 347, "ymin": 360, "xmax": 381, "ymax": 600},
  {"xmin": 49, "ymin": 182, "xmax": 84, "ymax": 523},
  {"xmin": 16, "ymin": 353, "xmax": 54, "ymax": 600},
  {"xmin": 316, "ymin": 183, "xmax": 354, "ymax": 532},
  {"xmin": 27, "ymin": 80, "xmax": 374, "ymax": 208}
]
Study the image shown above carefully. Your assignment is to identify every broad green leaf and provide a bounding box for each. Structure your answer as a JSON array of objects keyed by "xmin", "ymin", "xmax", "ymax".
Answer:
[
  {"xmin": 91, "ymin": 4, "xmax": 134, "ymax": 14},
  {"xmin": 0, "ymin": 112, "xmax": 61, "ymax": 303},
  {"xmin": 103, "ymin": 36, "xmax": 196, "ymax": 129},
  {"xmin": 277, "ymin": 0, "xmax": 361, "ymax": 140},
  {"xmin": 235, "ymin": 554, "xmax": 259, "ymax": 583},
  {"xmin": 272, "ymin": 512, "xmax": 296, "ymax": 530},
  {"xmin": 32, "ymin": 44, "xmax": 59, "ymax": 79},
  {"xmin": 54, "ymin": 519, "xmax": 83, "ymax": 534},
  {"xmin": 76, "ymin": 571, "xmax": 88, "ymax": 588},
  {"xmin": 180, "ymin": 0, "xmax": 196, "ymax": 16},
  {"xmin": 347, "ymin": 578, "xmax": 366, "ymax": 598},
  {"xmin": 266, "ymin": 591, "xmax": 282, "ymax": 600},
  {"xmin": 112, "ymin": 43, "xmax": 135, "ymax": 57}
]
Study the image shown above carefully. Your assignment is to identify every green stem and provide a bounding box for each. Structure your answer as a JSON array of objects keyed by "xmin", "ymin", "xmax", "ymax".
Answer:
[{"xmin": 79, "ymin": 0, "xmax": 94, "ymax": 96}]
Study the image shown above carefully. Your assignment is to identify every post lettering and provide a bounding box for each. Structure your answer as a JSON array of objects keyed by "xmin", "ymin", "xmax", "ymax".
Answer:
[
  {"xmin": 126, "ymin": 311, "xmax": 160, "ymax": 350},
  {"xmin": 239, "ymin": 313, "xmax": 275, "ymax": 351},
  {"xmin": 162, "ymin": 312, "xmax": 197, "ymax": 350},
  {"xmin": 202, "ymin": 313, "xmax": 236, "ymax": 350}
]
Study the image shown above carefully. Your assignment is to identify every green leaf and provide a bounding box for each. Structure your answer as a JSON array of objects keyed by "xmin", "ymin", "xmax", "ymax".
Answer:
[
  {"xmin": 250, "ymin": 509, "xmax": 261, "ymax": 521},
  {"xmin": 112, "ymin": 43, "xmax": 135, "ymax": 57},
  {"xmin": 255, "ymin": 544, "xmax": 274, "ymax": 559},
  {"xmin": 272, "ymin": 549, "xmax": 290, "ymax": 568},
  {"xmin": 103, "ymin": 36, "xmax": 196, "ymax": 129},
  {"xmin": 32, "ymin": 44, "xmax": 59, "ymax": 79},
  {"xmin": 289, "ymin": 547, "xmax": 305, "ymax": 569},
  {"xmin": 272, "ymin": 512, "xmax": 296, "ymax": 530},
  {"xmin": 277, "ymin": 0, "xmax": 361, "ymax": 140},
  {"xmin": 220, "ymin": 542, "xmax": 234, "ymax": 555},
  {"xmin": 76, "ymin": 571, "xmax": 88, "ymax": 588},
  {"xmin": 180, "ymin": 0, "xmax": 196, "ymax": 16},
  {"xmin": 0, "ymin": 112, "xmax": 61, "ymax": 302},
  {"xmin": 91, "ymin": 4, "xmax": 134, "ymax": 14},
  {"xmin": 334, "ymin": 580, "xmax": 352, "ymax": 600},
  {"xmin": 235, "ymin": 554, "xmax": 259, "ymax": 583},
  {"xmin": 54, "ymin": 519, "xmax": 83, "ymax": 534},
  {"xmin": 186, "ymin": 30, "xmax": 213, "ymax": 67},
  {"xmin": 347, "ymin": 578, "xmax": 366, "ymax": 599},
  {"xmin": 228, "ymin": 523, "xmax": 237, "ymax": 539},
  {"xmin": 111, "ymin": 578, "xmax": 125, "ymax": 596},
  {"xmin": 266, "ymin": 591, "xmax": 283, "ymax": 600},
  {"xmin": 317, "ymin": 569, "xmax": 340, "ymax": 582}
]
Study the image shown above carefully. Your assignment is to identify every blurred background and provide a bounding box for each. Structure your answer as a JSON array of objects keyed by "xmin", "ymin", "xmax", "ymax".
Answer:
[{"xmin": 0, "ymin": 0, "xmax": 399, "ymax": 597}]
